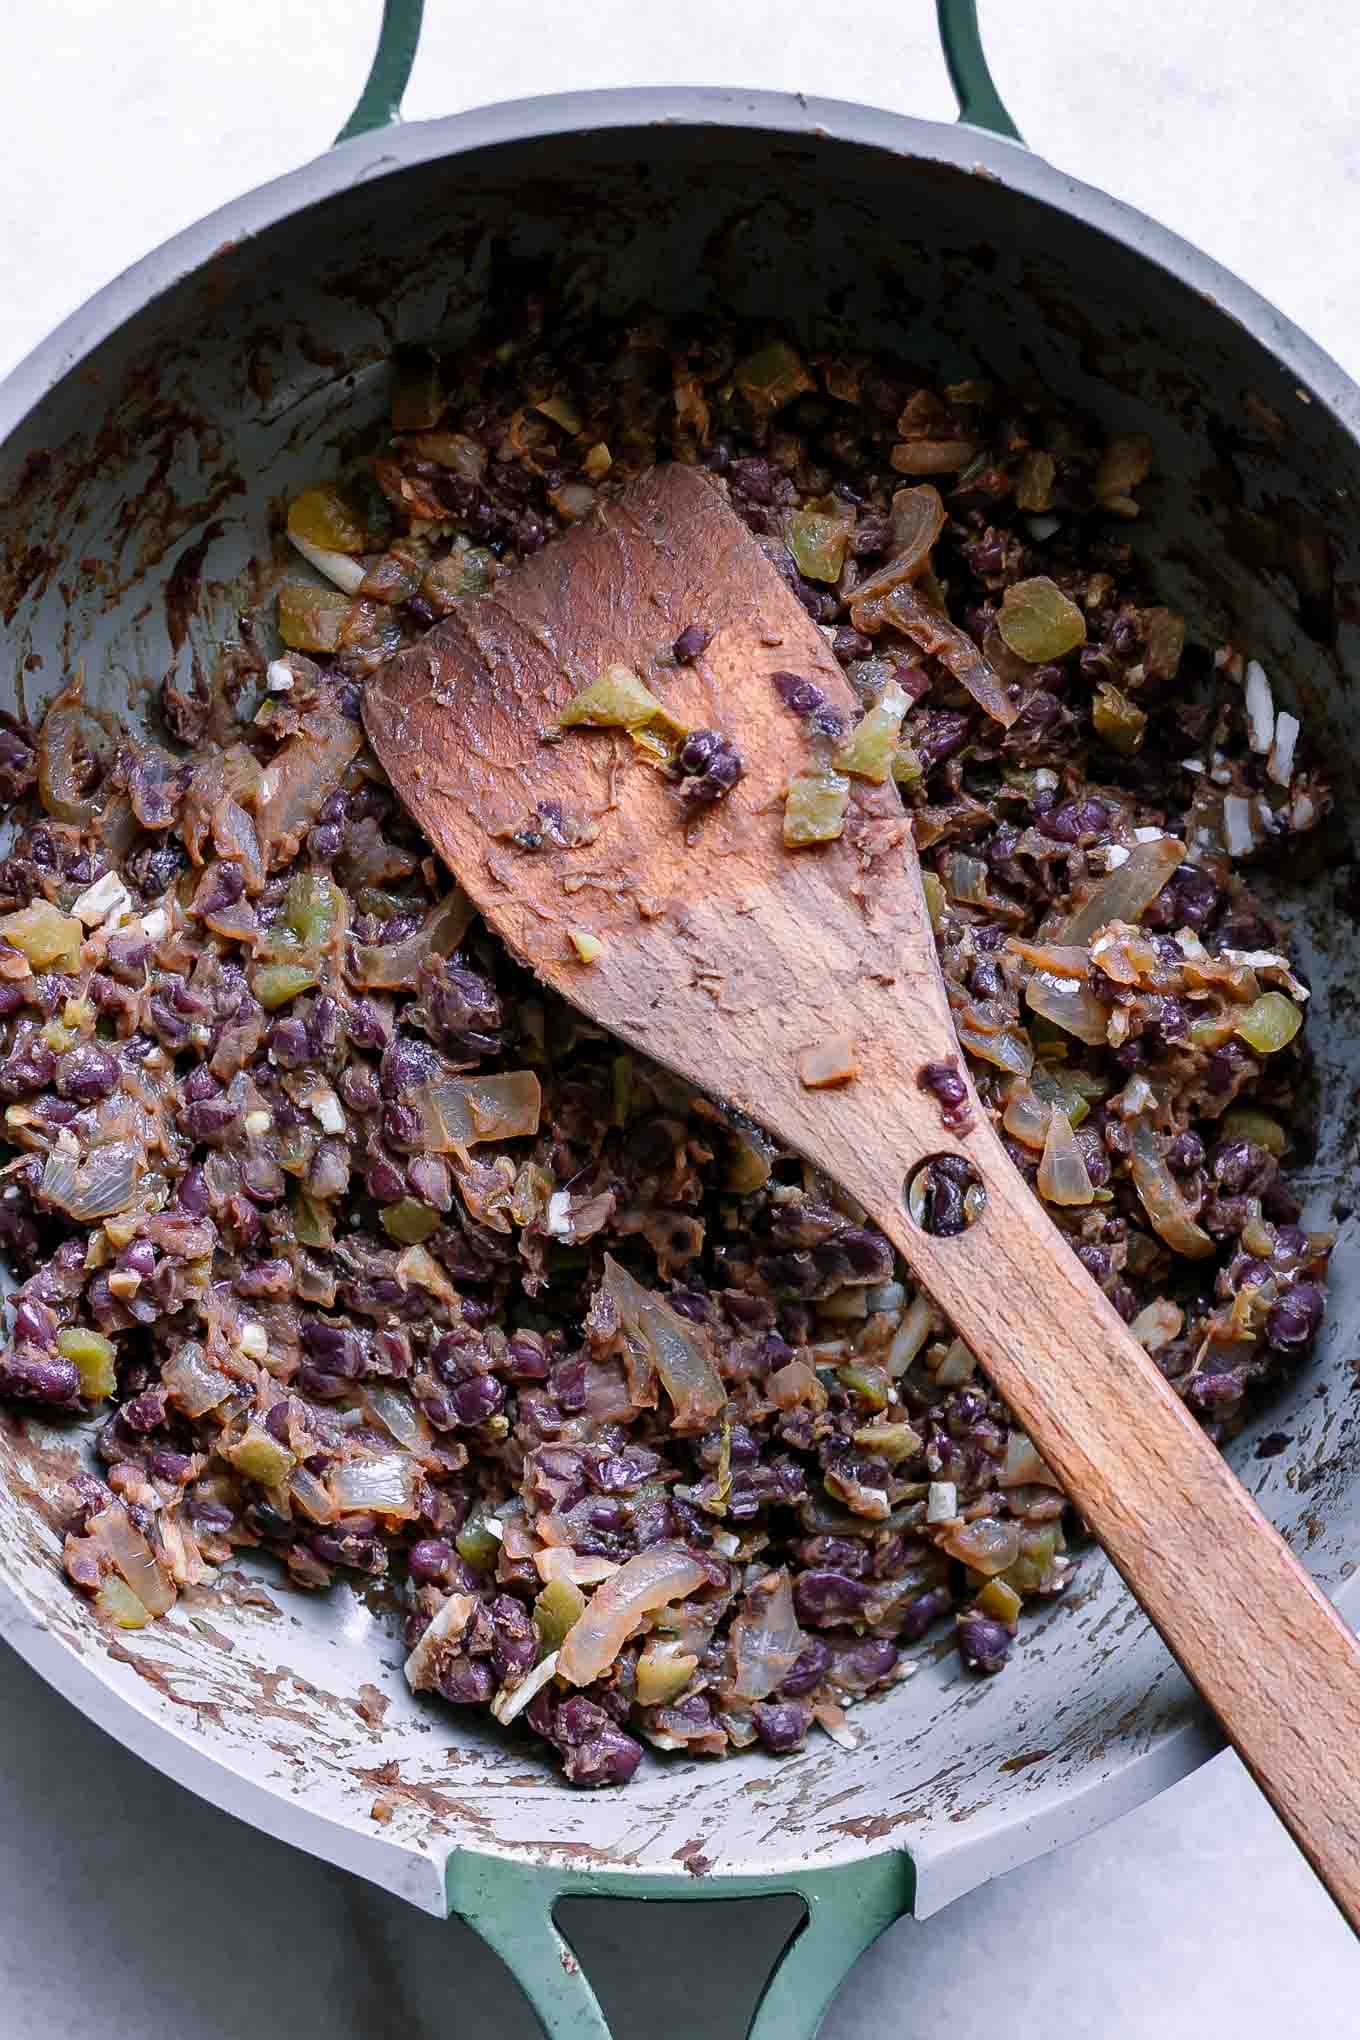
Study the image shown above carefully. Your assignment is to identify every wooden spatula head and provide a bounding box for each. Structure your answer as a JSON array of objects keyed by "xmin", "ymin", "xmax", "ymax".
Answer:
[{"xmin": 363, "ymin": 462, "xmax": 951, "ymax": 1204}]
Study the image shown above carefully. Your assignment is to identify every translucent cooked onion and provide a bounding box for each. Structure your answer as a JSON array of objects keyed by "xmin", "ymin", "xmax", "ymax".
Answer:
[
  {"xmin": 1003, "ymin": 1079, "xmax": 1051, "ymax": 1151},
  {"xmin": 37, "ymin": 683, "xmax": 97, "ymax": 826},
  {"xmin": 954, "ymin": 999, "xmax": 1035, "ymax": 1076},
  {"xmin": 1005, "ymin": 939, "xmax": 1090, "ymax": 979},
  {"xmin": 88, "ymin": 1503, "xmax": 175, "ymax": 1616},
  {"xmin": 1036, "ymin": 1109, "xmax": 1095, "ymax": 1206},
  {"xmin": 866, "ymin": 584, "xmax": 1017, "ymax": 728},
  {"xmin": 40, "ymin": 1140, "xmax": 140, "ymax": 1221},
  {"xmin": 727, "ymin": 1570, "xmax": 804, "ymax": 1701},
  {"xmin": 409, "ymin": 1071, "xmax": 542, "ymax": 1154},
  {"xmin": 939, "ymin": 1515, "xmax": 1021, "ymax": 1576},
  {"xmin": 287, "ymin": 1467, "xmax": 337, "ymax": 1523},
  {"xmin": 1131, "ymin": 1121, "xmax": 1215, "ymax": 1260},
  {"xmin": 535, "ymin": 1548, "xmax": 622, "ymax": 1587},
  {"xmin": 602, "ymin": 1254, "xmax": 726, "ymax": 1430},
  {"xmin": 254, "ymin": 703, "xmax": 363, "ymax": 862},
  {"xmin": 942, "ymin": 852, "xmax": 991, "ymax": 905},
  {"xmin": 405, "ymin": 1592, "xmax": 476, "ymax": 1691},
  {"xmin": 1000, "ymin": 1432, "xmax": 1061, "ymax": 1488},
  {"xmin": 1024, "ymin": 970, "xmax": 1110, "ymax": 1046},
  {"xmin": 1053, "ymin": 836, "xmax": 1184, "ymax": 945},
  {"xmin": 847, "ymin": 485, "xmax": 946, "ymax": 604},
  {"xmin": 162, "ymin": 1343, "xmax": 233, "ymax": 1418},
  {"xmin": 556, "ymin": 1544, "xmax": 711, "ymax": 1686},
  {"xmin": 327, "ymin": 1454, "xmax": 420, "ymax": 1520},
  {"xmin": 364, "ymin": 1385, "xmax": 432, "ymax": 1452},
  {"xmin": 351, "ymin": 886, "xmax": 475, "ymax": 987}
]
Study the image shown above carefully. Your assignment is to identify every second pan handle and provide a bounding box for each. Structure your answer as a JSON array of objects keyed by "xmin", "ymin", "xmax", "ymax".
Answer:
[{"xmin": 334, "ymin": 0, "xmax": 1024, "ymax": 146}]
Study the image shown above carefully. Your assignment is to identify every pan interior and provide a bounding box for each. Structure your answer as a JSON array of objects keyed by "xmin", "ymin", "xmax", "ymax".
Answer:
[{"xmin": 1, "ymin": 112, "xmax": 1357, "ymax": 1904}]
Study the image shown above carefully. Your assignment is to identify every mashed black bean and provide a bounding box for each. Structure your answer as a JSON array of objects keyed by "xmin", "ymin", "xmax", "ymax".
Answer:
[{"xmin": 0, "ymin": 298, "xmax": 1333, "ymax": 1787}]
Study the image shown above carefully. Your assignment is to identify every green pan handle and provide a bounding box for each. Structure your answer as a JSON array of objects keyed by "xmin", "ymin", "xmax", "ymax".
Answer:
[
  {"xmin": 448, "ymin": 1851, "xmax": 914, "ymax": 2040},
  {"xmin": 334, "ymin": 0, "xmax": 1023, "ymax": 144}
]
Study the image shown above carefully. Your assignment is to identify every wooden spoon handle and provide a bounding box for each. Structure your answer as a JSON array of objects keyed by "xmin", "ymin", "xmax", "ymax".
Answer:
[{"xmin": 854, "ymin": 1112, "xmax": 1360, "ymax": 1930}]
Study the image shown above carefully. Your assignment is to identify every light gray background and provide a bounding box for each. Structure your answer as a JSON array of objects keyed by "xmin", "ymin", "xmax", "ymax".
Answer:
[{"xmin": 2, "ymin": 3, "xmax": 1358, "ymax": 2033}]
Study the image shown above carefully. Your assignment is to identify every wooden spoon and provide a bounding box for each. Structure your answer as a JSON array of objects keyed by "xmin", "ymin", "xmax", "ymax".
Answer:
[{"xmin": 364, "ymin": 462, "xmax": 1360, "ymax": 1923}]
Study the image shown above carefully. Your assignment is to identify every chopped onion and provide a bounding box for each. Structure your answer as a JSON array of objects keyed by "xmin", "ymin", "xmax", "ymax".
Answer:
[
  {"xmin": 942, "ymin": 853, "xmax": 991, "ymax": 906},
  {"xmin": 1222, "ymin": 794, "xmax": 1257, "ymax": 858},
  {"xmin": 1129, "ymin": 1299, "xmax": 1184, "ymax": 1352},
  {"xmin": 556, "ymin": 1544, "xmax": 711, "ymax": 1687},
  {"xmin": 327, "ymin": 1454, "xmax": 419, "ymax": 1520},
  {"xmin": 254, "ymin": 704, "xmax": 362, "ymax": 862},
  {"xmin": 1131, "ymin": 1121, "xmax": 1215, "ymax": 1259},
  {"xmin": 933, "ymin": 1338, "xmax": 977, "ymax": 1386},
  {"xmin": 954, "ymin": 998, "xmax": 1035, "ymax": 1076},
  {"xmin": 364, "ymin": 1386, "xmax": 431, "ymax": 1453},
  {"xmin": 409, "ymin": 1071, "xmax": 542, "ymax": 1154},
  {"xmin": 1005, "ymin": 939, "xmax": 1090, "ymax": 978},
  {"xmin": 767, "ymin": 1358, "xmax": 818, "ymax": 1406},
  {"xmin": 37, "ymin": 682, "xmax": 97, "ymax": 826},
  {"xmin": 71, "ymin": 870, "xmax": 133, "ymax": 929},
  {"xmin": 535, "ymin": 1548, "xmax": 622, "ymax": 1587},
  {"xmin": 287, "ymin": 1467, "xmax": 336, "ymax": 1523},
  {"xmin": 940, "ymin": 1515, "xmax": 1022, "ymax": 1576},
  {"xmin": 1002, "ymin": 1080, "xmax": 1050, "ymax": 1151},
  {"xmin": 1243, "ymin": 659, "xmax": 1275, "ymax": 753},
  {"xmin": 797, "ymin": 1035, "xmax": 859, "ymax": 1089},
  {"xmin": 602, "ymin": 1255, "xmax": 726, "ymax": 1431},
  {"xmin": 492, "ymin": 1649, "xmax": 560, "ymax": 1725},
  {"xmin": 40, "ymin": 1141, "xmax": 140, "ymax": 1221},
  {"xmin": 867, "ymin": 585, "xmax": 1017, "ymax": 727},
  {"xmin": 162, "ymin": 1343, "xmax": 233, "ymax": 1417},
  {"xmin": 926, "ymin": 1480, "xmax": 958, "ymax": 1523},
  {"xmin": 1268, "ymin": 711, "xmax": 1300, "ymax": 786},
  {"xmin": 1024, "ymin": 971, "xmax": 1109, "ymax": 1046},
  {"xmin": 288, "ymin": 531, "xmax": 367, "ymax": 594},
  {"xmin": 1052, "ymin": 835, "xmax": 1185, "ymax": 945},
  {"xmin": 405, "ymin": 1592, "xmax": 476, "ymax": 1690},
  {"xmin": 849, "ymin": 485, "xmax": 947, "ymax": 604},
  {"xmin": 727, "ymin": 1571, "xmax": 804, "ymax": 1701},
  {"xmin": 813, "ymin": 1701, "xmax": 860, "ymax": 1750},
  {"xmin": 88, "ymin": 1503, "xmax": 175, "ymax": 1616},
  {"xmin": 351, "ymin": 887, "xmax": 475, "ymax": 987},
  {"xmin": 1000, "ymin": 1432, "xmax": 1061, "ymax": 1488},
  {"xmin": 1036, "ymin": 1109, "xmax": 1095, "ymax": 1206}
]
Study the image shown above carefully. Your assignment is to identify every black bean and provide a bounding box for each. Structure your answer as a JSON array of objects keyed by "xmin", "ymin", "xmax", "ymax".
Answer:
[
  {"xmin": 450, "ymin": 1375, "xmax": 506, "ymax": 1426},
  {"xmin": 186, "ymin": 1095, "xmax": 240, "ymax": 1144},
  {"xmin": 957, "ymin": 1612, "xmax": 1010, "ymax": 1674},
  {"xmin": 0, "ymin": 1351, "xmax": 80, "ymax": 1405},
  {"xmin": 793, "ymin": 1570, "xmax": 873, "ymax": 1626},
  {"xmin": 437, "ymin": 1658, "xmax": 497, "ymax": 1706},
  {"xmin": 672, "ymin": 624, "xmax": 711, "ymax": 663},
  {"xmin": 1167, "ymin": 1131, "xmax": 1204, "ymax": 1173},
  {"xmin": 1266, "ymin": 1282, "xmax": 1325, "ymax": 1350},
  {"xmin": 752, "ymin": 1701, "xmax": 808, "ymax": 1753}
]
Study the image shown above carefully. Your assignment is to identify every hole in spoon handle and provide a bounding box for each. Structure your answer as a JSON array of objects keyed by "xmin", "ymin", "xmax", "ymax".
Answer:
[{"xmin": 904, "ymin": 1152, "xmax": 986, "ymax": 1236}]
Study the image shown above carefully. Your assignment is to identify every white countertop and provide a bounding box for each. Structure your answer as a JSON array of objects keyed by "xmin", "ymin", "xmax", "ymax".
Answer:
[{"xmin": 2, "ymin": 4, "xmax": 1358, "ymax": 2033}]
